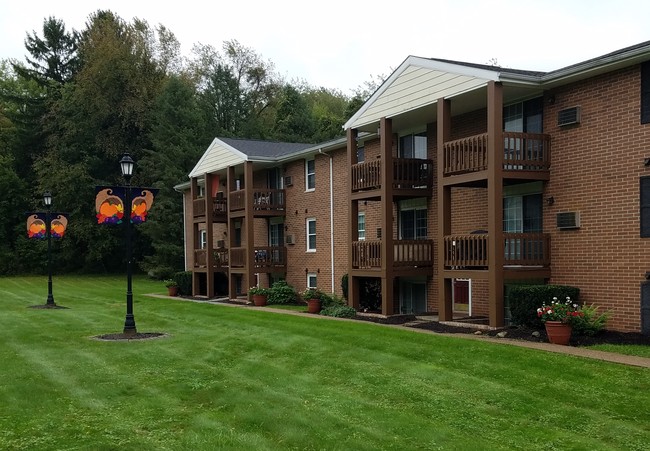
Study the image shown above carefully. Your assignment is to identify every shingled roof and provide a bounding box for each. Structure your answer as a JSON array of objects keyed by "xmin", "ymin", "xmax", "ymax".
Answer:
[{"xmin": 219, "ymin": 138, "xmax": 315, "ymax": 159}]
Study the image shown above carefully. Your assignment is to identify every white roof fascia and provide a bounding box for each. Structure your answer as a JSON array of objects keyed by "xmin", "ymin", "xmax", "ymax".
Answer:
[
  {"xmin": 188, "ymin": 138, "xmax": 249, "ymax": 178},
  {"xmin": 344, "ymin": 56, "xmax": 500, "ymax": 130}
]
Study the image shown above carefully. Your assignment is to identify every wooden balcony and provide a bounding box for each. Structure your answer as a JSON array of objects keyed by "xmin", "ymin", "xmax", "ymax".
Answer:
[
  {"xmin": 351, "ymin": 239, "xmax": 434, "ymax": 271},
  {"xmin": 229, "ymin": 189, "xmax": 286, "ymax": 216},
  {"xmin": 351, "ymin": 158, "xmax": 434, "ymax": 197},
  {"xmin": 442, "ymin": 233, "xmax": 551, "ymax": 269},
  {"xmin": 442, "ymin": 132, "xmax": 550, "ymax": 181},
  {"xmin": 193, "ymin": 248, "xmax": 229, "ymax": 269},
  {"xmin": 229, "ymin": 246, "xmax": 287, "ymax": 272},
  {"xmin": 192, "ymin": 198, "xmax": 227, "ymax": 222}
]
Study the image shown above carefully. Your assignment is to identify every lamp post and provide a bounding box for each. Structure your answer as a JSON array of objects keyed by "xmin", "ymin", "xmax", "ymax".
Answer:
[
  {"xmin": 120, "ymin": 152, "xmax": 137, "ymax": 336},
  {"xmin": 43, "ymin": 191, "xmax": 55, "ymax": 306}
]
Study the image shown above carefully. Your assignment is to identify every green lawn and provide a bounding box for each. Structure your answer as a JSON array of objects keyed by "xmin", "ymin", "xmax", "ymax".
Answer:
[{"xmin": 1, "ymin": 275, "xmax": 649, "ymax": 450}]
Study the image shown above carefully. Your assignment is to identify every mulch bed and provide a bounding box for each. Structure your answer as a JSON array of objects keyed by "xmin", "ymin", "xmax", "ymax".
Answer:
[
  {"xmin": 351, "ymin": 313, "xmax": 650, "ymax": 346},
  {"xmin": 93, "ymin": 332, "xmax": 169, "ymax": 341}
]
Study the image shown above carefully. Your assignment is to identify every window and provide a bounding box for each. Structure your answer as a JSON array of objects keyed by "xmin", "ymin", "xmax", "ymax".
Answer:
[
  {"xmin": 357, "ymin": 146, "xmax": 365, "ymax": 163},
  {"xmin": 197, "ymin": 185, "xmax": 205, "ymax": 198},
  {"xmin": 399, "ymin": 199, "xmax": 427, "ymax": 239},
  {"xmin": 199, "ymin": 230, "xmax": 207, "ymax": 249},
  {"xmin": 307, "ymin": 273, "xmax": 317, "ymax": 289},
  {"xmin": 641, "ymin": 177, "xmax": 650, "ymax": 237},
  {"xmin": 358, "ymin": 212, "xmax": 366, "ymax": 240},
  {"xmin": 306, "ymin": 218, "xmax": 316, "ymax": 251},
  {"xmin": 642, "ymin": 61, "xmax": 650, "ymax": 124},
  {"xmin": 399, "ymin": 133, "xmax": 427, "ymax": 159},
  {"xmin": 305, "ymin": 158, "xmax": 315, "ymax": 190}
]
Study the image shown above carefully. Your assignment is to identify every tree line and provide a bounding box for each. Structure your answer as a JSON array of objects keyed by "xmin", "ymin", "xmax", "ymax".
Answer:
[{"xmin": 0, "ymin": 10, "xmax": 378, "ymax": 277}]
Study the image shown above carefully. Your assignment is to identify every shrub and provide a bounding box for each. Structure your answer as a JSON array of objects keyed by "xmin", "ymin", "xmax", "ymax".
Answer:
[
  {"xmin": 509, "ymin": 285, "xmax": 580, "ymax": 327},
  {"xmin": 173, "ymin": 271, "xmax": 192, "ymax": 296},
  {"xmin": 268, "ymin": 280, "xmax": 298, "ymax": 305},
  {"xmin": 572, "ymin": 303, "xmax": 610, "ymax": 336},
  {"xmin": 320, "ymin": 305, "xmax": 357, "ymax": 318},
  {"xmin": 321, "ymin": 293, "xmax": 345, "ymax": 309},
  {"xmin": 341, "ymin": 274, "xmax": 348, "ymax": 299},
  {"xmin": 360, "ymin": 278, "xmax": 381, "ymax": 311}
]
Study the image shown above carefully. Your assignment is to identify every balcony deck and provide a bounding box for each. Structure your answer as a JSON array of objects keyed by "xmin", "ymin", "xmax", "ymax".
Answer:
[
  {"xmin": 350, "ymin": 239, "xmax": 434, "ymax": 275},
  {"xmin": 442, "ymin": 132, "xmax": 550, "ymax": 185},
  {"xmin": 229, "ymin": 189, "xmax": 286, "ymax": 217},
  {"xmin": 192, "ymin": 198, "xmax": 227, "ymax": 223},
  {"xmin": 351, "ymin": 158, "xmax": 434, "ymax": 199},
  {"xmin": 229, "ymin": 246, "xmax": 287, "ymax": 272}
]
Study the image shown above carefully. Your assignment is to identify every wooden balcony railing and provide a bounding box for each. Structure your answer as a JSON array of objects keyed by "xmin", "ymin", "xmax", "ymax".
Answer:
[
  {"xmin": 193, "ymin": 248, "xmax": 229, "ymax": 268},
  {"xmin": 252, "ymin": 246, "xmax": 287, "ymax": 269},
  {"xmin": 392, "ymin": 159, "xmax": 434, "ymax": 189},
  {"xmin": 443, "ymin": 233, "xmax": 550, "ymax": 268},
  {"xmin": 443, "ymin": 133, "xmax": 488, "ymax": 175},
  {"xmin": 228, "ymin": 246, "xmax": 287, "ymax": 269},
  {"xmin": 442, "ymin": 132, "xmax": 551, "ymax": 176},
  {"xmin": 193, "ymin": 198, "xmax": 206, "ymax": 217},
  {"xmin": 213, "ymin": 198, "xmax": 227, "ymax": 218},
  {"xmin": 352, "ymin": 239, "xmax": 434, "ymax": 269},
  {"xmin": 503, "ymin": 132, "xmax": 551, "ymax": 171},
  {"xmin": 351, "ymin": 160, "xmax": 381, "ymax": 191},
  {"xmin": 228, "ymin": 189, "xmax": 285, "ymax": 212},
  {"xmin": 352, "ymin": 240, "xmax": 382, "ymax": 268},
  {"xmin": 394, "ymin": 240, "xmax": 434, "ymax": 267},
  {"xmin": 351, "ymin": 158, "xmax": 434, "ymax": 192}
]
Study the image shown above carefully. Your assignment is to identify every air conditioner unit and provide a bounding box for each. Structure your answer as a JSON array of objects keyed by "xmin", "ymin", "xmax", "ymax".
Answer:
[
  {"xmin": 556, "ymin": 212, "xmax": 580, "ymax": 229},
  {"xmin": 284, "ymin": 176, "xmax": 293, "ymax": 187},
  {"xmin": 285, "ymin": 234, "xmax": 295, "ymax": 245},
  {"xmin": 216, "ymin": 240, "xmax": 225, "ymax": 248},
  {"xmin": 557, "ymin": 106, "xmax": 581, "ymax": 126}
]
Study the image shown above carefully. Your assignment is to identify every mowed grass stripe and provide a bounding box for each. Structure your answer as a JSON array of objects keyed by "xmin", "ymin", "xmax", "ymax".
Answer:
[{"xmin": 1, "ymin": 275, "xmax": 649, "ymax": 450}]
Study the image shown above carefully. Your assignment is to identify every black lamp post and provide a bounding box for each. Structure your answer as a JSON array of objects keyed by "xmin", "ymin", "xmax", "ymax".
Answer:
[
  {"xmin": 43, "ymin": 191, "xmax": 55, "ymax": 306},
  {"xmin": 120, "ymin": 152, "xmax": 137, "ymax": 336}
]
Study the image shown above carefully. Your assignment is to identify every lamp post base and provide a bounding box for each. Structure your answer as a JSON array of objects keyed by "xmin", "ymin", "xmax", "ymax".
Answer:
[{"xmin": 123, "ymin": 314, "xmax": 137, "ymax": 336}]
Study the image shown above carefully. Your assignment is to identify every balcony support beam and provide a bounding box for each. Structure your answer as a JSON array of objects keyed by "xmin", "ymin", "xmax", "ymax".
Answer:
[
  {"xmin": 227, "ymin": 166, "xmax": 237, "ymax": 298},
  {"xmin": 379, "ymin": 117, "xmax": 395, "ymax": 315},
  {"xmin": 487, "ymin": 81, "xmax": 505, "ymax": 327},
  {"xmin": 437, "ymin": 97, "xmax": 453, "ymax": 321},
  {"xmin": 205, "ymin": 172, "xmax": 216, "ymax": 298},
  {"xmin": 347, "ymin": 128, "xmax": 360, "ymax": 310}
]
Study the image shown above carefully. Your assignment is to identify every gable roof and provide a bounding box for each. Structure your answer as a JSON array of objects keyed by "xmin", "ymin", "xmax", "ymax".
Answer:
[
  {"xmin": 345, "ymin": 40, "xmax": 650, "ymax": 131},
  {"xmin": 188, "ymin": 137, "xmax": 314, "ymax": 178}
]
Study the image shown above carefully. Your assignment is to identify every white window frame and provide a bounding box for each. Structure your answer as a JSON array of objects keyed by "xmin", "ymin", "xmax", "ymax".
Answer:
[
  {"xmin": 307, "ymin": 273, "xmax": 317, "ymax": 289},
  {"xmin": 306, "ymin": 218, "xmax": 316, "ymax": 252},
  {"xmin": 305, "ymin": 158, "xmax": 315, "ymax": 191},
  {"xmin": 199, "ymin": 229, "xmax": 207, "ymax": 249},
  {"xmin": 358, "ymin": 212, "xmax": 366, "ymax": 241}
]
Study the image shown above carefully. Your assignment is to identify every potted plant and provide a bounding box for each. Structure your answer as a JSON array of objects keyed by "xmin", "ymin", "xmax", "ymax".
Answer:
[
  {"xmin": 302, "ymin": 287, "xmax": 324, "ymax": 314},
  {"xmin": 164, "ymin": 279, "xmax": 179, "ymax": 297},
  {"xmin": 249, "ymin": 286, "xmax": 270, "ymax": 306},
  {"xmin": 537, "ymin": 296, "xmax": 584, "ymax": 345}
]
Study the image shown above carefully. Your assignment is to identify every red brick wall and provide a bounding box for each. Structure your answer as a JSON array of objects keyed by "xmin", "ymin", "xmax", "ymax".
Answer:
[
  {"xmin": 544, "ymin": 65, "xmax": 650, "ymax": 332},
  {"xmin": 282, "ymin": 146, "xmax": 349, "ymax": 296}
]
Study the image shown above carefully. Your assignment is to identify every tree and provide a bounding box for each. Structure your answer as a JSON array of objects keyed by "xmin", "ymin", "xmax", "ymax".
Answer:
[
  {"xmin": 138, "ymin": 75, "xmax": 211, "ymax": 276},
  {"xmin": 273, "ymin": 84, "xmax": 315, "ymax": 142}
]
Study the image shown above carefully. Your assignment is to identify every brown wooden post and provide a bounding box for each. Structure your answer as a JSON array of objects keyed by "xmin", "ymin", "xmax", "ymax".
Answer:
[
  {"xmin": 190, "ymin": 177, "xmax": 200, "ymax": 296},
  {"xmin": 227, "ymin": 166, "xmax": 237, "ymax": 299},
  {"xmin": 205, "ymin": 172, "xmax": 215, "ymax": 298},
  {"xmin": 380, "ymin": 117, "xmax": 395, "ymax": 315},
  {"xmin": 244, "ymin": 161, "xmax": 255, "ymax": 295},
  {"xmin": 347, "ymin": 128, "xmax": 360, "ymax": 309},
  {"xmin": 487, "ymin": 81, "xmax": 505, "ymax": 327},
  {"xmin": 437, "ymin": 98, "xmax": 453, "ymax": 321}
]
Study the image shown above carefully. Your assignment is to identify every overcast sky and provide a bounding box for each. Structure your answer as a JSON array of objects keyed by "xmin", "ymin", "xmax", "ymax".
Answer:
[{"xmin": 2, "ymin": 0, "xmax": 650, "ymax": 94}]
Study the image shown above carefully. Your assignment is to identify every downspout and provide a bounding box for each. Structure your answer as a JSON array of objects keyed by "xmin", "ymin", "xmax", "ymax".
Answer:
[{"xmin": 319, "ymin": 148, "xmax": 335, "ymax": 293}]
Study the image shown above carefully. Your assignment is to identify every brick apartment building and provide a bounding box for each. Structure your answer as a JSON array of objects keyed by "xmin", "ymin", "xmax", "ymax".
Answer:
[{"xmin": 179, "ymin": 41, "xmax": 650, "ymax": 333}]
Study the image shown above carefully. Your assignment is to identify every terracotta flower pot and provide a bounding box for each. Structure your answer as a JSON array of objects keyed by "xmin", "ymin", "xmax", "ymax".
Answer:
[
  {"xmin": 252, "ymin": 294, "xmax": 268, "ymax": 306},
  {"xmin": 167, "ymin": 286, "xmax": 179, "ymax": 297},
  {"xmin": 544, "ymin": 320, "xmax": 572, "ymax": 345},
  {"xmin": 307, "ymin": 299, "xmax": 322, "ymax": 314}
]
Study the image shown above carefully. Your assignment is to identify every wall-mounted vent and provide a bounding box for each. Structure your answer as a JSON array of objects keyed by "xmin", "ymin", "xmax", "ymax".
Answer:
[
  {"xmin": 285, "ymin": 234, "xmax": 295, "ymax": 245},
  {"xmin": 283, "ymin": 176, "xmax": 293, "ymax": 187},
  {"xmin": 557, "ymin": 106, "xmax": 581, "ymax": 126},
  {"xmin": 216, "ymin": 240, "xmax": 225, "ymax": 248},
  {"xmin": 556, "ymin": 212, "xmax": 580, "ymax": 229}
]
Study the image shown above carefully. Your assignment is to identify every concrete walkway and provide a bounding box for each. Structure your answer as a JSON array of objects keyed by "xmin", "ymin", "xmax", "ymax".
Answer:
[{"xmin": 147, "ymin": 294, "xmax": 650, "ymax": 369}]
